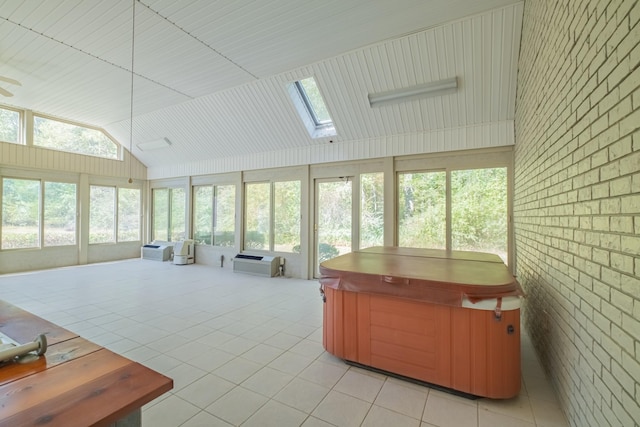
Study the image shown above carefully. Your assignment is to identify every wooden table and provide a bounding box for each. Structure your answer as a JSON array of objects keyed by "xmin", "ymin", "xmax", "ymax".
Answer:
[{"xmin": 0, "ymin": 300, "xmax": 173, "ymax": 427}]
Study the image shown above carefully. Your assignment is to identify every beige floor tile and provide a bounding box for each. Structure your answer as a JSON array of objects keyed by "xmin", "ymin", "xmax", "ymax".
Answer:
[
  {"xmin": 164, "ymin": 361, "xmax": 208, "ymax": 391},
  {"xmin": 275, "ymin": 377, "xmax": 331, "ymax": 413},
  {"xmin": 142, "ymin": 395, "xmax": 200, "ymax": 427},
  {"xmin": 213, "ymin": 357, "xmax": 263, "ymax": 384},
  {"xmin": 186, "ymin": 347, "xmax": 236, "ymax": 372},
  {"xmin": 374, "ymin": 380, "xmax": 429, "ymax": 420},
  {"xmin": 263, "ymin": 331, "xmax": 304, "ymax": 349},
  {"xmin": 478, "ymin": 394, "xmax": 535, "ymax": 423},
  {"xmin": 299, "ymin": 360, "xmax": 348, "ymax": 388},
  {"xmin": 334, "ymin": 369, "xmax": 385, "ymax": 403},
  {"xmin": 362, "ymin": 405, "xmax": 421, "ymax": 427},
  {"xmin": 242, "ymin": 366, "xmax": 295, "ymax": 397},
  {"xmin": 302, "ymin": 416, "xmax": 335, "ymax": 426},
  {"xmin": 205, "ymin": 386, "xmax": 268, "ymax": 425},
  {"xmin": 529, "ymin": 398, "xmax": 569, "ymax": 426},
  {"xmin": 422, "ymin": 391, "xmax": 478, "ymax": 427},
  {"xmin": 268, "ymin": 350, "xmax": 315, "ymax": 375},
  {"xmin": 241, "ymin": 343, "xmax": 285, "ymax": 364},
  {"xmin": 289, "ymin": 338, "xmax": 326, "ymax": 359},
  {"xmin": 221, "ymin": 335, "xmax": 260, "ymax": 355},
  {"xmin": 180, "ymin": 411, "xmax": 233, "ymax": 426},
  {"xmin": 478, "ymin": 408, "xmax": 536, "ymax": 427},
  {"xmin": 242, "ymin": 400, "xmax": 309, "ymax": 427},
  {"xmin": 175, "ymin": 374, "xmax": 235, "ymax": 409},
  {"xmin": 312, "ymin": 390, "xmax": 372, "ymax": 427}
]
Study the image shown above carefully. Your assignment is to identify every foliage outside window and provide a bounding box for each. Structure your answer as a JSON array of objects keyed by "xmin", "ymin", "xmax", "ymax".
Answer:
[
  {"xmin": 193, "ymin": 184, "xmax": 236, "ymax": 246},
  {"xmin": 2, "ymin": 178, "xmax": 78, "ymax": 249},
  {"xmin": 153, "ymin": 189, "xmax": 169, "ymax": 241},
  {"xmin": 193, "ymin": 186, "xmax": 213, "ymax": 244},
  {"xmin": 117, "ymin": 188, "xmax": 141, "ymax": 242},
  {"xmin": 316, "ymin": 180, "xmax": 352, "ymax": 262},
  {"xmin": 33, "ymin": 115, "xmax": 118, "ymax": 159},
  {"xmin": 360, "ymin": 172, "xmax": 384, "ymax": 249},
  {"xmin": 274, "ymin": 181, "xmax": 300, "ymax": 252},
  {"xmin": 245, "ymin": 182, "xmax": 270, "ymax": 249},
  {"xmin": 296, "ymin": 77, "xmax": 332, "ymax": 126},
  {"xmin": 398, "ymin": 167, "xmax": 508, "ymax": 262},
  {"xmin": 245, "ymin": 181, "xmax": 300, "ymax": 252},
  {"xmin": 214, "ymin": 185, "xmax": 235, "ymax": 246},
  {"xmin": 152, "ymin": 188, "xmax": 185, "ymax": 242},
  {"xmin": 1, "ymin": 178, "xmax": 40, "ymax": 249},
  {"xmin": 398, "ymin": 172, "xmax": 446, "ymax": 249},
  {"xmin": 0, "ymin": 107, "xmax": 20, "ymax": 144},
  {"xmin": 44, "ymin": 182, "xmax": 76, "ymax": 246},
  {"xmin": 451, "ymin": 168, "xmax": 507, "ymax": 262},
  {"xmin": 89, "ymin": 186, "xmax": 116, "ymax": 244}
]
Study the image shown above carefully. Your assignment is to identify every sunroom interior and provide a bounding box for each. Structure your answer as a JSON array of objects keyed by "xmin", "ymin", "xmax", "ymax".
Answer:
[{"xmin": 0, "ymin": 1, "xmax": 638, "ymax": 426}]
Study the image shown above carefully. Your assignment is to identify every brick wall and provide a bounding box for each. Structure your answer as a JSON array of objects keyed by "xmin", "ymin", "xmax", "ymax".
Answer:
[{"xmin": 514, "ymin": 1, "xmax": 639, "ymax": 426}]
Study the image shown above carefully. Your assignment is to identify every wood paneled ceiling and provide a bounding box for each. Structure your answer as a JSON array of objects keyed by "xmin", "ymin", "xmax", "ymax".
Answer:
[{"xmin": 0, "ymin": 0, "xmax": 523, "ymax": 175}]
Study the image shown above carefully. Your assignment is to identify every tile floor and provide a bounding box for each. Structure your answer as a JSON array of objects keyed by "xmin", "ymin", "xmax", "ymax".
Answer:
[{"xmin": 0, "ymin": 259, "xmax": 569, "ymax": 427}]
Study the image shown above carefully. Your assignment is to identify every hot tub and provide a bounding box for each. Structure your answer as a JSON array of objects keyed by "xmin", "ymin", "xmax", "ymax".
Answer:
[{"xmin": 319, "ymin": 247, "xmax": 524, "ymax": 399}]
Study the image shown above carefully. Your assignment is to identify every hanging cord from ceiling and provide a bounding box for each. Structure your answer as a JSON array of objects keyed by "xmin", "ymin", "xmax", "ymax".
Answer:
[{"xmin": 128, "ymin": 0, "xmax": 136, "ymax": 184}]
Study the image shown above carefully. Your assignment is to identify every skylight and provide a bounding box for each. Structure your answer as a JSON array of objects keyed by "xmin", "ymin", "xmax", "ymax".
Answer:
[{"xmin": 288, "ymin": 77, "xmax": 336, "ymax": 139}]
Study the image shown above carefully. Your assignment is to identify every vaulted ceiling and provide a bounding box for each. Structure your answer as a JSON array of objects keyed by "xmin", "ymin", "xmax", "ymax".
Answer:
[{"xmin": 0, "ymin": 0, "xmax": 523, "ymax": 178}]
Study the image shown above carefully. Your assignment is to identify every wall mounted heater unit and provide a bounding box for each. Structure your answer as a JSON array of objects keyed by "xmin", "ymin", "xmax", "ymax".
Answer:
[{"xmin": 233, "ymin": 254, "xmax": 279, "ymax": 277}]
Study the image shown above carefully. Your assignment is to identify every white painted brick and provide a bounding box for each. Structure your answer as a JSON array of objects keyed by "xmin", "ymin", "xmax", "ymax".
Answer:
[
  {"xmin": 611, "ymin": 288, "xmax": 634, "ymax": 314},
  {"xmin": 622, "ymin": 313, "xmax": 640, "ymax": 341},
  {"xmin": 610, "ymin": 215, "xmax": 634, "ymax": 232},
  {"xmin": 608, "ymin": 135, "xmax": 632, "ymax": 159},
  {"xmin": 620, "ymin": 273, "xmax": 640, "ymax": 295},
  {"xmin": 609, "ymin": 176, "xmax": 631, "ymax": 196},
  {"xmin": 611, "ymin": 324, "xmax": 634, "ymax": 350},
  {"xmin": 619, "ymin": 151, "xmax": 640, "ymax": 175},
  {"xmin": 619, "ymin": 106, "xmax": 640, "ymax": 136},
  {"xmin": 620, "ymin": 235, "xmax": 640, "ymax": 255},
  {"xmin": 620, "ymin": 194, "xmax": 640, "ymax": 214}
]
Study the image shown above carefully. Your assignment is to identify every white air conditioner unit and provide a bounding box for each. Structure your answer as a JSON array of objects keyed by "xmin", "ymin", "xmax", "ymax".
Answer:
[{"xmin": 233, "ymin": 254, "xmax": 279, "ymax": 277}]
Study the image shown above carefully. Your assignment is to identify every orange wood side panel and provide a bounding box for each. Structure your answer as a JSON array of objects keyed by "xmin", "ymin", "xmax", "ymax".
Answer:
[{"xmin": 322, "ymin": 287, "xmax": 521, "ymax": 399}]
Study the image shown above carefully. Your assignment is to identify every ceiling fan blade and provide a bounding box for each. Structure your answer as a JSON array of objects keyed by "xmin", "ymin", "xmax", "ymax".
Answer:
[
  {"xmin": 0, "ymin": 87, "xmax": 14, "ymax": 97},
  {"xmin": 0, "ymin": 76, "xmax": 21, "ymax": 86}
]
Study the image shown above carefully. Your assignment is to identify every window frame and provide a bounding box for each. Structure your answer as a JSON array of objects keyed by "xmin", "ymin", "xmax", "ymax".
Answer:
[
  {"xmin": 0, "ymin": 105, "xmax": 22, "ymax": 145},
  {"xmin": 243, "ymin": 179, "xmax": 301, "ymax": 253},
  {"xmin": 288, "ymin": 77, "xmax": 336, "ymax": 139}
]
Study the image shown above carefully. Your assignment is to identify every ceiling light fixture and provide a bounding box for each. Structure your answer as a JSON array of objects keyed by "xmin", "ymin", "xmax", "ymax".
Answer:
[
  {"xmin": 368, "ymin": 77, "xmax": 458, "ymax": 107},
  {"xmin": 137, "ymin": 137, "xmax": 172, "ymax": 151},
  {"xmin": 127, "ymin": 0, "xmax": 137, "ymax": 184}
]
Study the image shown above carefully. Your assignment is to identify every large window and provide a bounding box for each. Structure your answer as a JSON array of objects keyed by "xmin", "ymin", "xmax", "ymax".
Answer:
[
  {"xmin": 89, "ymin": 186, "xmax": 116, "ymax": 244},
  {"xmin": 2, "ymin": 178, "xmax": 40, "ymax": 249},
  {"xmin": 274, "ymin": 181, "xmax": 301, "ymax": 252},
  {"xmin": 397, "ymin": 167, "xmax": 508, "ymax": 262},
  {"xmin": 44, "ymin": 182, "xmax": 77, "ymax": 246},
  {"xmin": 360, "ymin": 172, "xmax": 384, "ymax": 249},
  {"xmin": 193, "ymin": 184, "xmax": 236, "ymax": 246},
  {"xmin": 0, "ymin": 107, "xmax": 20, "ymax": 144},
  {"xmin": 244, "ymin": 181, "xmax": 300, "ymax": 252},
  {"xmin": 451, "ymin": 168, "xmax": 507, "ymax": 261},
  {"xmin": 152, "ymin": 188, "xmax": 185, "ymax": 242},
  {"xmin": 2, "ymin": 178, "xmax": 77, "ymax": 249},
  {"xmin": 398, "ymin": 171, "xmax": 446, "ymax": 249},
  {"xmin": 33, "ymin": 115, "xmax": 118, "ymax": 159},
  {"xmin": 117, "ymin": 188, "xmax": 141, "ymax": 242}
]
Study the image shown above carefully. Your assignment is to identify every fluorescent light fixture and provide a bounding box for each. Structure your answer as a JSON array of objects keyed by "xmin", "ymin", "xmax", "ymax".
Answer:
[
  {"xmin": 368, "ymin": 77, "xmax": 458, "ymax": 107},
  {"xmin": 137, "ymin": 137, "xmax": 171, "ymax": 151}
]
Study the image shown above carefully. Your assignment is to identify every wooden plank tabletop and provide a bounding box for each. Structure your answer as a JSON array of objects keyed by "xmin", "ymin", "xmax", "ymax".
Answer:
[{"xmin": 0, "ymin": 300, "xmax": 173, "ymax": 427}]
